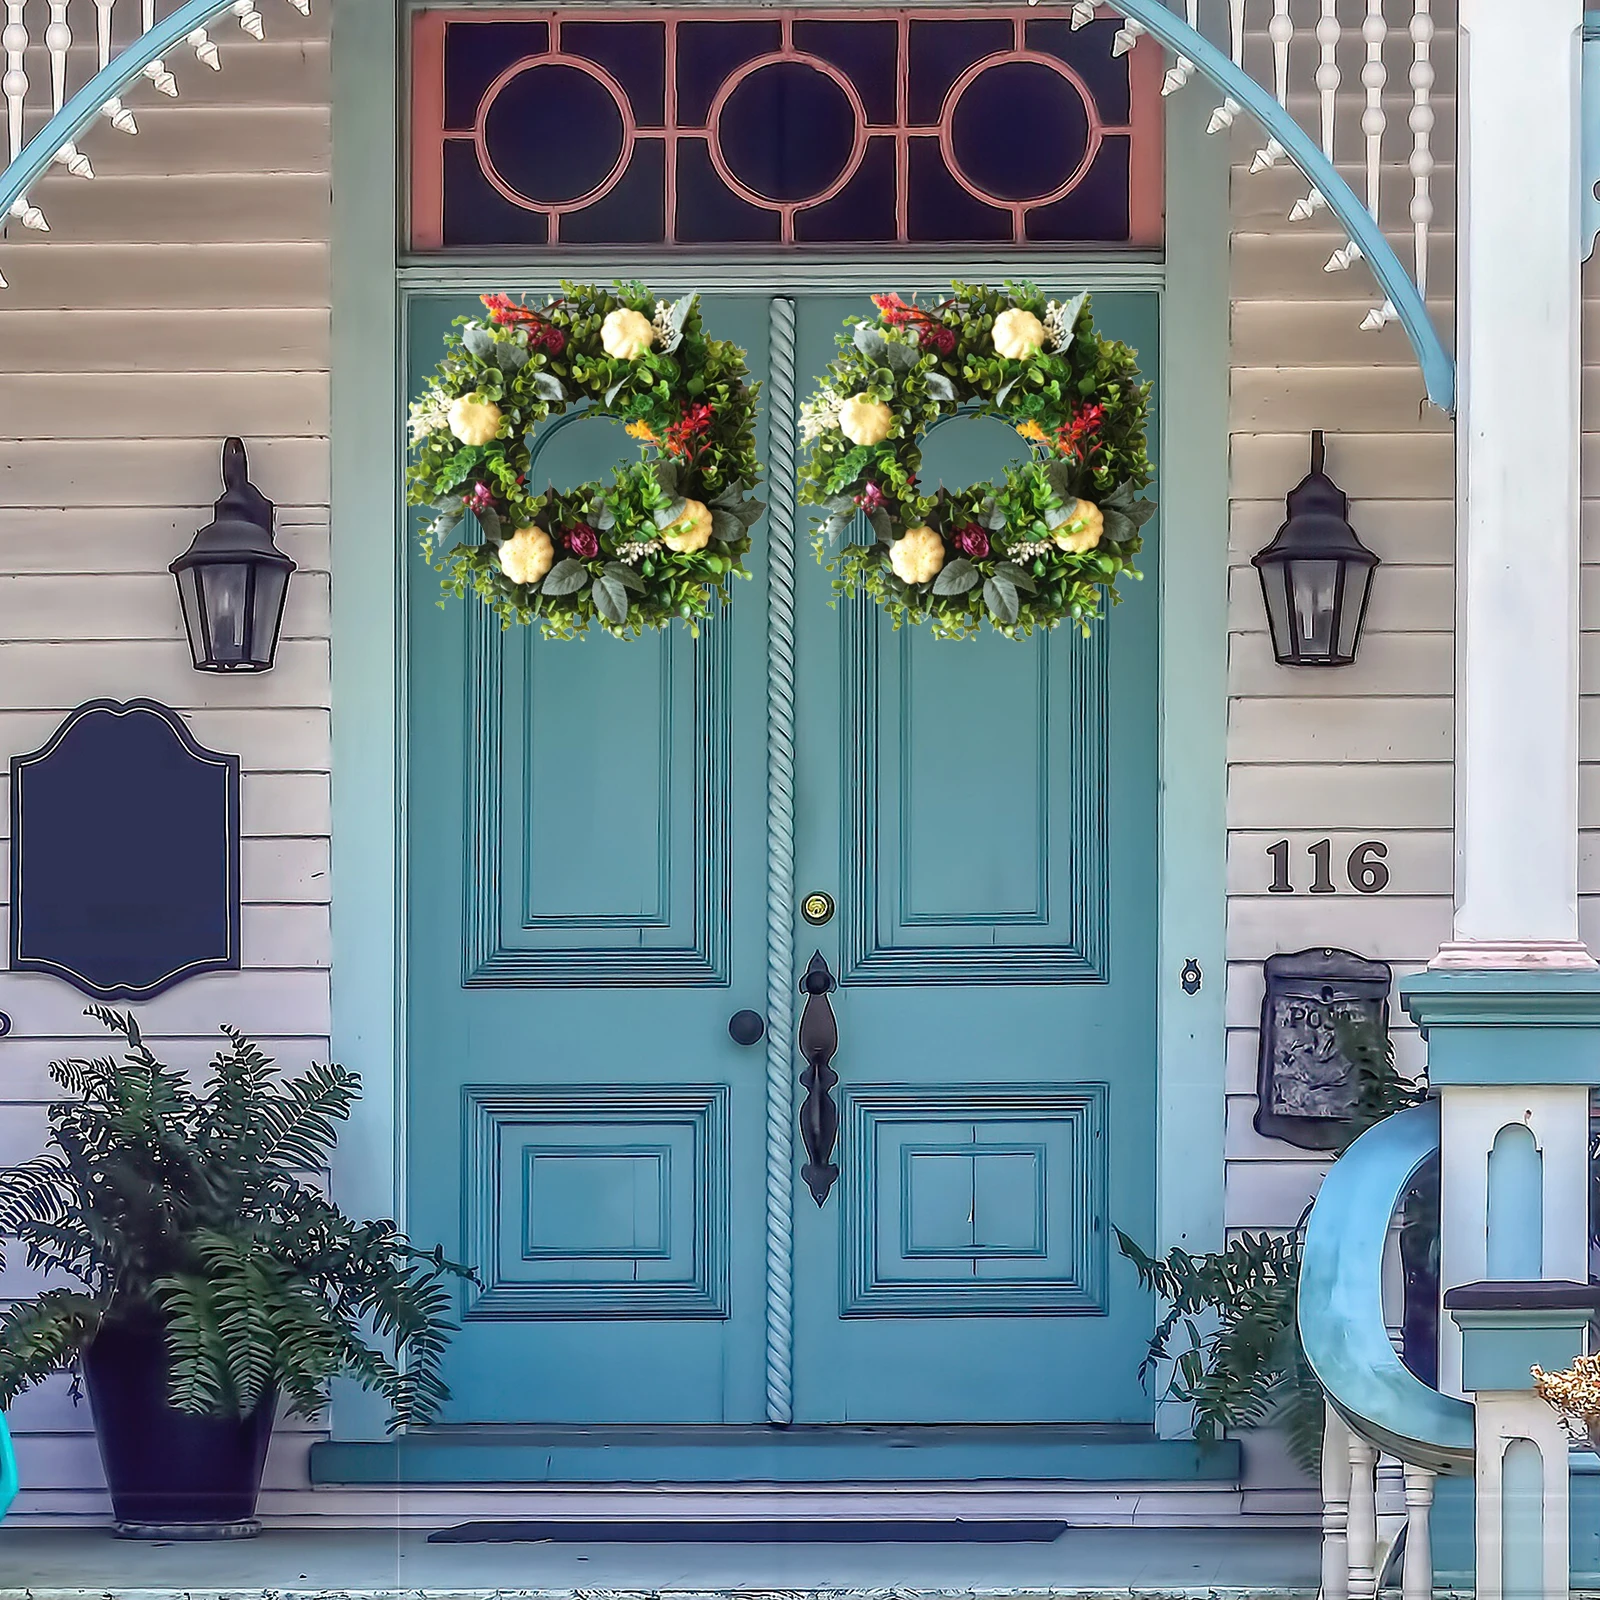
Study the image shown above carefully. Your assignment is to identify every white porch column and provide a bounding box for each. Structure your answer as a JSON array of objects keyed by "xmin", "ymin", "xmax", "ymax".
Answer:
[{"xmin": 1440, "ymin": 0, "xmax": 1592, "ymax": 968}]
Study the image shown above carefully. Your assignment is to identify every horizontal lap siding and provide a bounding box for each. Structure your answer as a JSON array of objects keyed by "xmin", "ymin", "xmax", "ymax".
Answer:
[
  {"xmin": 0, "ymin": 1, "xmax": 330, "ymax": 1518},
  {"xmin": 1224, "ymin": 0, "xmax": 1457, "ymax": 1245}
]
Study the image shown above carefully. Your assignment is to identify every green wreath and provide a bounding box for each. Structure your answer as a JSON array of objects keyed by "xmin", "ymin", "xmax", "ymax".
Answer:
[
  {"xmin": 797, "ymin": 282, "xmax": 1156, "ymax": 640},
  {"xmin": 406, "ymin": 282, "xmax": 764, "ymax": 638}
]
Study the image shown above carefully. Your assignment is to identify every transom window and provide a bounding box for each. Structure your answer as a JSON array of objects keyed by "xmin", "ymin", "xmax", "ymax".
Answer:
[{"xmin": 409, "ymin": 10, "xmax": 1164, "ymax": 250}]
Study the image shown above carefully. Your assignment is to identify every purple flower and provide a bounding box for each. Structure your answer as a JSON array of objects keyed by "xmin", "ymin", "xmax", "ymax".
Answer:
[
  {"xmin": 856, "ymin": 481, "xmax": 886, "ymax": 514},
  {"xmin": 465, "ymin": 481, "xmax": 494, "ymax": 515},
  {"xmin": 954, "ymin": 523, "xmax": 990, "ymax": 560},
  {"xmin": 566, "ymin": 523, "xmax": 600, "ymax": 559}
]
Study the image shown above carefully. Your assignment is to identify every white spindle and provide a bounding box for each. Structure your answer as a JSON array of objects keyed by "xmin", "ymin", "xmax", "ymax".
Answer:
[
  {"xmin": 1408, "ymin": 0, "xmax": 1435, "ymax": 300},
  {"xmin": 1401, "ymin": 1463, "xmax": 1436, "ymax": 1600},
  {"xmin": 144, "ymin": 0, "xmax": 179, "ymax": 96},
  {"xmin": 188, "ymin": 28, "xmax": 222, "ymax": 69},
  {"xmin": 1320, "ymin": 1404, "xmax": 1352, "ymax": 1600},
  {"xmin": 232, "ymin": 0, "xmax": 264, "ymax": 38},
  {"xmin": 98, "ymin": 0, "xmax": 138, "ymax": 134},
  {"xmin": 1111, "ymin": 17, "xmax": 1144, "ymax": 58},
  {"xmin": 47, "ymin": 1, "xmax": 93, "ymax": 178},
  {"xmin": 1206, "ymin": 0, "xmax": 1247, "ymax": 134},
  {"xmin": 1161, "ymin": 0, "xmax": 1198, "ymax": 96},
  {"xmin": 1347, "ymin": 1432, "xmax": 1380, "ymax": 1600},
  {"xmin": 1252, "ymin": 0, "xmax": 1292, "ymax": 172},
  {"xmin": 3, "ymin": 0, "xmax": 27, "ymax": 164},
  {"xmin": 287, "ymin": 0, "xmax": 310, "ymax": 12},
  {"xmin": 1291, "ymin": 0, "xmax": 1339, "ymax": 219},
  {"xmin": 1070, "ymin": 1, "xmax": 1096, "ymax": 29},
  {"xmin": 1330, "ymin": 0, "xmax": 1387, "ymax": 271}
]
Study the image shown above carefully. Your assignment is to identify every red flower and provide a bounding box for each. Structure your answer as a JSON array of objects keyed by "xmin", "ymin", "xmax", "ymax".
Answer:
[
  {"xmin": 918, "ymin": 324, "xmax": 956, "ymax": 356},
  {"xmin": 465, "ymin": 481, "xmax": 494, "ymax": 515},
  {"xmin": 566, "ymin": 523, "xmax": 600, "ymax": 560},
  {"xmin": 1055, "ymin": 402, "xmax": 1106, "ymax": 461},
  {"xmin": 537, "ymin": 324, "xmax": 566, "ymax": 355},
  {"xmin": 481, "ymin": 293, "xmax": 539, "ymax": 326},
  {"xmin": 666, "ymin": 401, "xmax": 715, "ymax": 459},
  {"xmin": 856, "ymin": 481, "xmax": 886, "ymax": 514},
  {"xmin": 872, "ymin": 293, "xmax": 918, "ymax": 327},
  {"xmin": 954, "ymin": 524, "xmax": 990, "ymax": 560}
]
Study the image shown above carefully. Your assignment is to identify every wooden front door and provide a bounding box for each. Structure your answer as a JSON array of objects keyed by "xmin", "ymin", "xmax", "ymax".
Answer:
[{"xmin": 404, "ymin": 287, "xmax": 1159, "ymax": 1434}]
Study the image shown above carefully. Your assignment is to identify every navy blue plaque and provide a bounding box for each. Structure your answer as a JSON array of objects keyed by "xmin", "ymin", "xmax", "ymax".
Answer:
[{"xmin": 10, "ymin": 701, "xmax": 240, "ymax": 999}]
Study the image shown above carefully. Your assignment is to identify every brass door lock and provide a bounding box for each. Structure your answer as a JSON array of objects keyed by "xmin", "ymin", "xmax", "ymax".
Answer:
[{"xmin": 802, "ymin": 891, "xmax": 835, "ymax": 926}]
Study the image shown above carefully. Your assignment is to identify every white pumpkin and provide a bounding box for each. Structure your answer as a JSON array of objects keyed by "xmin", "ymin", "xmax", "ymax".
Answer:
[
  {"xmin": 838, "ymin": 394, "xmax": 894, "ymax": 447},
  {"xmin": 1053, "ymin": 499, "xmax": 1104, "ymax": 555},
  {"xmin": 601, "ymin": 307, "xmax": 657, "ymax": 360},
  {"xmin": 498, "ymin": 526, "xmax": 555, "ymax": 587},
  {"xmin": 447, "ymin": 395, "xmax": 503, "ymax": 447},
  {"xmin": 661, "ymin": 498, "xmax": 713, "ymax": 553},
  {"xmin": 888, "ymin": 524, "xmax": 946, "ymax": 585},
  {"xmin": 992, "ymin": 307, "xmax": 1048, "ymax": 361}
]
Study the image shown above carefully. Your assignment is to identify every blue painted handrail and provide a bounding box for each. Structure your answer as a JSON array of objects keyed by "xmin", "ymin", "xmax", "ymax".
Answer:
[
  {"xmin": 1113, "ymin": 0, "xmax": 1454, "ymax": 414},
  {"xmin": 1299, "ymin": 1101, "xmax": 1475, "ymax": 1475},
  {"xmin": 0, "ymin": 1409, "xmax": 18, "ymax": 1523},
  {"xmin": 0, "ymin": 0, "xmax": 240, "ymax": 227}
]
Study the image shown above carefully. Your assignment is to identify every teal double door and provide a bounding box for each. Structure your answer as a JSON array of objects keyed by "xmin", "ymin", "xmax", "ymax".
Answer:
[{"xmin": 405, "ymin": 289, "xmax": 1159, "ymax": 1432}]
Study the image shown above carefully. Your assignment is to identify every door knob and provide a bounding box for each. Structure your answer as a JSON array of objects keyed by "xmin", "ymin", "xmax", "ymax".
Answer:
[{"xmin": 728, "ymin": 1009, "xmax": 765, "ymax": 1046}]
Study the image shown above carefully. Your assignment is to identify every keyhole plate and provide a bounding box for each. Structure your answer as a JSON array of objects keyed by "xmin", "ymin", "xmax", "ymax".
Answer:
[{"xmin": 802, "ymin": 892, "xmax": 835, "ymax": 926}]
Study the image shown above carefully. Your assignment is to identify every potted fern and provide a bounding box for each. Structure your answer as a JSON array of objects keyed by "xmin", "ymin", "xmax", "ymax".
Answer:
[{"xmin": 0, "ymin": 1008, "xmax": 472, "ymax": 1538}]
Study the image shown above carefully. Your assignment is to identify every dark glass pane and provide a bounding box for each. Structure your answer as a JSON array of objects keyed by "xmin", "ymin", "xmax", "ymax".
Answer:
[
  {"xmin": 444, "ymin": 21, "xmax": 547, "ymax": 130},
  {"xmin": 1025, "ymin": 17, "xmax": 1130, "ymax": 121},
  {"xmin": 675, "ymin": 139, "xmax": 781, "ymax": 243},
  {"xmin": 561, "ymin": 141, "xmax": 667, "ymax": 246},
  {"xmin": 676, "ymin": 19, "xmax": 781, "ymax": 125},
  {"xmin": 562, "ymin": 20, "xmax": 667, "ymax": 126},
  {"xmin": 793, "ymin": 18, "xmax": 898, "ymax": 125},
  {"xmin": 950, "ymin": 62, "xmax": 1089, "ymax": 203},
  {"xmin": 907, "ymin": 138, "xmax": 1009, "ymax": 243},
  {"xmin": 443, "ymin": 140, "xmax": 547, "ymax": 247},
  {"xmin": 906, "ymin": 17, "xmax": 1011, "ymax": 125},
  {"xmin": 483, "ymin": 63, "xmax": 626, "ymax": 206},
  {"xmin": 1026, "ymin": 143, "xmax": 1131, "ymax": 243},
  {"xmin": 717, "ymin": 60, "xmax": 857, "ymax": 204},
  {"xmin": 795, "ymin": 136, "xmax": 896, "ymax": 244}
]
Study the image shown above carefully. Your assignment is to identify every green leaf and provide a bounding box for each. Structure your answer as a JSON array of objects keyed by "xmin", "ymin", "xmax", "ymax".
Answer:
[
  {"xmin": 531, "ymin": 371, "xmax": 565, "ymax": 403},
  {"xmin": 476, "ymin": 505, "xmax": 502, "ymax": 543},
  {"xmin": 710, "ymin": 508, "xmax": 746, "ymax": 543},
  {"xmin": 992, "ymin": 562, "xmax": 1036, "ymax": 594},
  {"xmin": 604, "ymin": 561, "xmax": 647, "ymax": 595},
  {"xmin": 592, "ymin": 570, "xmax": 629, "ymax": 625},
  {"xmin": 591, "ymin": 500, "xmax": 616, "ymax": 532},
  {"xmin": 931, "ymin": 558, "xmax": 979, "ymax": 596},
  {"xmin": 540, "ymin": 558, "xmax": 590, "ymax": 596},
  {"xmin": 868, "ymin": 508, "xmax": 893, "ymax": 544},
  {"xmin": 654, "ymin": 460, "xmax": 682, "ymax": 497},
  {"xmin": 885, "ymin": 337, "xmax": 920, "ymax": 374},
  {"xmin": 665, "ymin": 292, "xmax": 696, "ymax": 336},
  {"xmin": 604, "ymin": 377, "xmax": 628, "ymax": 406},
  {"xmin": 819, "ymin": 512, "xmax": 852, "ymax": 545},
  {"xmin": 1051, "ymin": 291, "xmax": 1088, "ymax": 350},
  {"xmin": 994, "ymin": 377, "xmax": 1019, "ymax": 408},
  {"xmin": 496, "ymin": 342, "xmax": 530, "ymax": 372},
  {"xmin": 462, "ymin": 325, "xmax": 497, "ymax": 362},
  {"xmin": 653, "ymin": 497, "xmax": 689, "ymax": 531},
  {"xmin": 924, "ymin": 372, "xmax": 957, "ymax": 404},
  {"xmin": 853, "ymin": 323, "xmax": 889, "ymax": 360},
  {"xmin": 983, "ymin": 575, "xmax": 1019, "ymax": 625}
]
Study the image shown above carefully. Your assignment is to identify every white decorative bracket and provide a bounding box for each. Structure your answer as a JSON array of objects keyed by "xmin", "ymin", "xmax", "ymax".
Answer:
[{"xmin": 1583, "ymin": 24, "xmax": 1600, "ymax": 262}]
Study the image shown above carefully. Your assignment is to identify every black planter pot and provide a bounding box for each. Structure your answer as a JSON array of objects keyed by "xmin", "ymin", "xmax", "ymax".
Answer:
[{"xmin": 83, "ymin": 1317, "xmax": 275, "ymax": 1539}]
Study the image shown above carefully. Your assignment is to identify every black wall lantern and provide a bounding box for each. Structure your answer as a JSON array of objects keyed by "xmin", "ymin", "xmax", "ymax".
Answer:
[
  {"xmin": 170, "ymin": 438, "xmax": 295, "ymax": 672},
  {"xmin": 1253, "ymin": 431, "xmax": 1378, "ymax": 666}
]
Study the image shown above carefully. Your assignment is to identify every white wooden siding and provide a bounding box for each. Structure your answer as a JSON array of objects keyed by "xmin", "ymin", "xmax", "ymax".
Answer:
[
  {"xmin": 1223, "ymin": 0, "xmax": 1457, "ymax": 1242},
  {"xmin": 0, "ymin": 0, "xmax": 329, "ymax": 1520}
]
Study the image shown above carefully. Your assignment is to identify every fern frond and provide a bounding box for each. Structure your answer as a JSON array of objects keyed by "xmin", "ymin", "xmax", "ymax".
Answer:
[{"xmin": 0, "ymin": 1290, "xmax": 102, "ymax": 1404}]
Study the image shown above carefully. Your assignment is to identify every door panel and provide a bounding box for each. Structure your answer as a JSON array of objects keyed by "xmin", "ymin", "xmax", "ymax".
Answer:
[
  {"xmin": 406, "ymin": 288, "xmax": 1158, "ymax": 1433},
  {"xmin": 406, "ymin": 293, "xmax": 771, "ymax": 1423},
  {"xmin": 788, "ymin": 293, "xmax": 1158, "ymax": 1424}
]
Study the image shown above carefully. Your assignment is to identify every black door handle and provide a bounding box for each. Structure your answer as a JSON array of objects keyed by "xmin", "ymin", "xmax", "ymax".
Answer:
[
  {"xmin": 797, "ymin": 950, "xmax": 840, "ymax": 1205},
  {"xmin": 728, "ymin": 1009, "xmax": 765, "ymax": 1046}
]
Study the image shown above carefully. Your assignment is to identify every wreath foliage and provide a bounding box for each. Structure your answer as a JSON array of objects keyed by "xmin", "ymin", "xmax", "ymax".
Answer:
[
  {"xmin": 407, "ymin": 282, "xmax": 764, "ymax": 638},
  {"xmin": 798, "ymin": 282, "xmax": 1157, "ymax": 639}
]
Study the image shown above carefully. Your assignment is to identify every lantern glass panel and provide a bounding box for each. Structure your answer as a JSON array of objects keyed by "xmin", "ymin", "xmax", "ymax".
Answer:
[
  {"xmin": 248, "ymin": 564, "xmax": 291, "ymax": 668},
  {"xmin": 1336, "ymin": 562, "xmax": 1375, "ymax": 663},
  {"xmin": 199, "ymin": 562, "xmax": 253, "ymax": 666},
  {"xmin": 1290, "ymin": 557, "xmax": 1341, "ymax": 660}
]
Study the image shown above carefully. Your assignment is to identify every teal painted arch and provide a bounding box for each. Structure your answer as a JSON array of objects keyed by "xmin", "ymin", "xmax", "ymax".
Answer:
[{"xmin": 1, "ymin": 0, "xmax": 1452, "ymax": 411}]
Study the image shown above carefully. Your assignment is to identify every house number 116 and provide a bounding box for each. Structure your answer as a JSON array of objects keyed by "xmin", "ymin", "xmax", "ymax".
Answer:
[{"xmin": 1266, "ymin": 839, "xmax": 1390, "ymax": 895}]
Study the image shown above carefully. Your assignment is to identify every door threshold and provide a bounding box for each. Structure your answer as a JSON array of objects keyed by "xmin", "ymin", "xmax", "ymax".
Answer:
[{"xmin": 309, "ymin": 1425, "xmax": 1240, "ymax": 1487}]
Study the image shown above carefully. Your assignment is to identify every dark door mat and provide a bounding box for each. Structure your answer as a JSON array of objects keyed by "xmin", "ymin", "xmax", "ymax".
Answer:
[{"xmin": 428, "ymin": 1520, "xmax": 1067, "ymax": 1544}]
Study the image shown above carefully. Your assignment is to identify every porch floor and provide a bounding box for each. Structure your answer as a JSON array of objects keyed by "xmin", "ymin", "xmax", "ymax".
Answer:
[{"xmin": 0, "ymin": 1526, "xmax": 1324, "ymax": 1598}]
